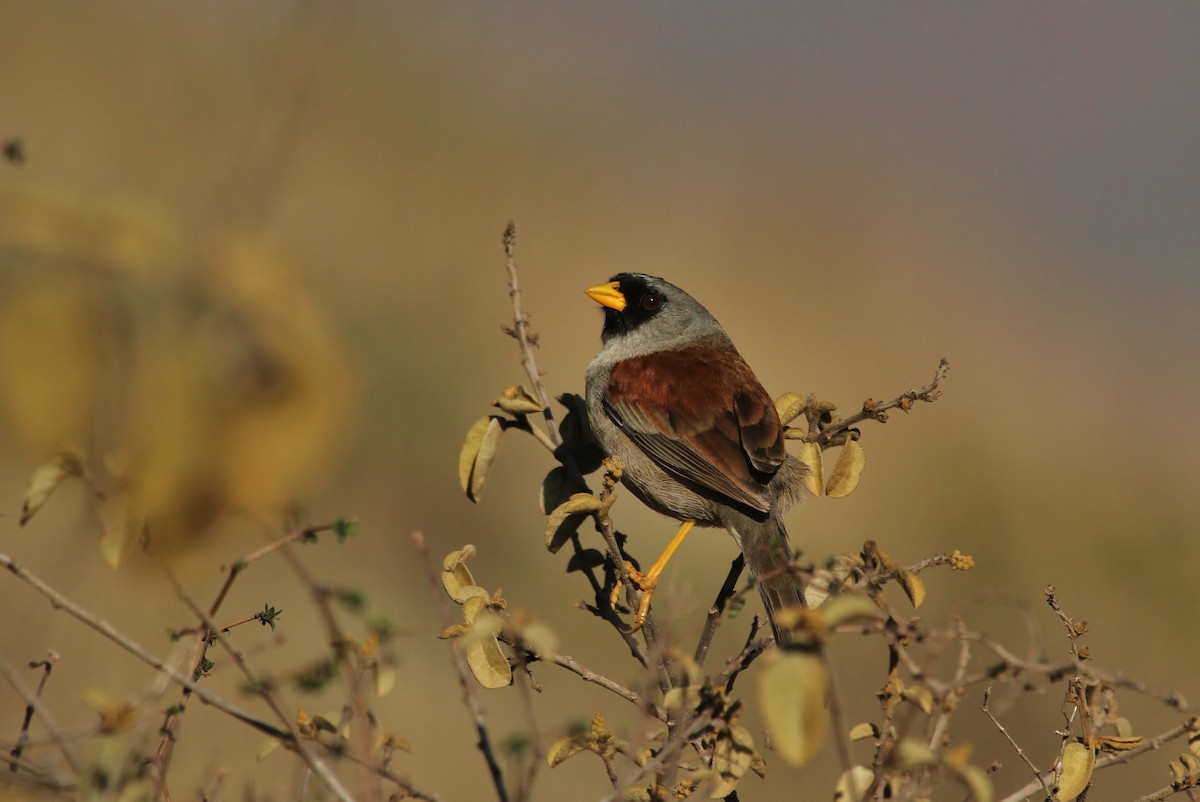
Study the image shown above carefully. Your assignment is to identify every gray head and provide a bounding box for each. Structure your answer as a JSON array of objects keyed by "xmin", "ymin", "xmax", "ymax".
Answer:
[{"xmin": 588, "ymin": 273, "xmax": 729, "ymax": 353}]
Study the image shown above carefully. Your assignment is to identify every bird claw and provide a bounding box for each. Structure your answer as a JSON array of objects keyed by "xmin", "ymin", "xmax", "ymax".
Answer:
[{"xmin": 609, "ymin": 560, "xmax": 658, "ymax": 632}]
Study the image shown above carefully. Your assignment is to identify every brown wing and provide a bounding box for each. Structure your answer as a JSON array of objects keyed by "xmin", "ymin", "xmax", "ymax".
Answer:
[{"xmin": 604, "ymin": 344, "xmax": 785, "ymax": 513}]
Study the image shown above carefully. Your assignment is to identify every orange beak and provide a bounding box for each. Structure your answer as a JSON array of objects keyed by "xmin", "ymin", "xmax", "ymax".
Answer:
[{"xmin": 585, "ymin": 281, "xmax": 626, "ymax": 312}]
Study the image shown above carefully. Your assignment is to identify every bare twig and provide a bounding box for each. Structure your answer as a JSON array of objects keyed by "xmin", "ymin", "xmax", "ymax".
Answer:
[
  {"xmin": 154, "ymin": 520, "xmax": 347, "ymax": 799},
  {"xmin": 983, "ymin": 686, "xmax": 1050, "ymax": 798},
  {"xmin": 0, "ymin": 652, "xmax": 80, "ymax": 775},
  {"xmin": 211, "ymin": 520, "xmax": 347, "ymax": 614},
  {"xmin": 814, "ymin": 358, "xmax": 950, "ymax": 447},
  {"xmin": 693, "ymin": 555, "xmax": 745, "ymax": 667},
  {"xmin": 163, "ymin": 569, "xmax": 357, "ymax": 802},
  {"xmin": 996, "ymin": 720, "xmax": 1196, "ymax": 802},
  {"xmin": 414, "ymin": 531, "xmax": 510, "ymax": 802},
  {"xmin": 276, "ymin": 533, "xmax": 383, "ymax": 802},
  {"xmin": 0, "ymin": 550, "xmax": 289, "ymax": 740},
  {"xmin": 823, "ymin": 652, "xmax": 857, "ymax": 789},
  {"xmin": 500, "ymin": 635, "xmax": 652, "ymax": 714},
  {"xmin": 501, "ymin": 222, "xmax": 561, "ymax": 448}
]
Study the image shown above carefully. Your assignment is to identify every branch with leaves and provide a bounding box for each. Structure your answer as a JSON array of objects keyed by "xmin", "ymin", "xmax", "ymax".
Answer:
[{"xmin": 446, "ymin": 223, "xmax": 1200, "ymax": 802}]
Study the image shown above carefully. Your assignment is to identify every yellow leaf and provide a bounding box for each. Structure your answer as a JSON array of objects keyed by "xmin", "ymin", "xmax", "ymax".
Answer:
[
  {"xmin": 373, "ymin": 665, "xmax": 396, "ymax": 698},
  {"xmin": 20, "ymin": 452, "xmax": 83, "ymax": 526},
  {"xmin": 257, "ymin": 738, "xmax": 283, "ymax": 760},
  {"xmin": 442, "ymin": 546, "xmax": 489, "ymax": 603},
  {"xmin": 826, "ymin": 439, "xmax": 866, "ymax": 498},
  {"xmin": 773, "ymin": 392, "xmax": 807, "ymax": 426},
  {"xmin": 458, "ymin": 418, "xmax": 491, "ymax": 494},
  {"xmin": 544, "ymin": 492, "xmax": 604, "ymax": 553},
  {"xmin": 663, "ymin": 686, "xmax": 702, "ymax": 712},
  {"xmin": 834, "ymin": 766, "xmax": 874, "ymax": 801},
  {"xmin": 442, "ymin": 544, "xmax": 476, "ymax": 570},
  {"xmin": 1094, "ymin": 735, "xmax": 1143, "ymax": 752},
  {"xmin": 462, "ymin": 595, "xmax": 489, "ymax": 625},
  {"xmin": 1056, "ymin": 741, "xmax": 1095, "ymax": 801},
  {"xmin": 894, "ymin": 739, "xmax": 937, "ymax": 769},
  {"xmin": 821, "ymin": 594, "xmax": 880, "ymax": 628},
  {"xmin": 903, "ymin": 685, "xmax": 934, "ymax": 715},
  {"xmin": 518, "ymin": 619, "xmax": 559, "ymax": 661},
  {"xmin": 546, "ymin": 735, "xmax": 588, "ymax": 768},
  {"xmin": 458, "ymin": 417, "xmax": 504, "ymax": 502},
  {"xmin": 465, "ymin": 632, "xmax": 512, "ymax": 689},
  {"xmin": 98, "ymin": 493, "xmax": 145, "ymax": 570},
  {"xmin": 83, "ymin": 688, "xmax": 136, "ymax": 733},
  {"xmin": 898, "ymin": 568, "xmax": 927, "ymax": 609},
  {"xmin": 848, "ymin": 722, "xmax": 879, "ymax": 742},
  {"xmin": 758, "ymin": 650, "xmax": 828, "ymax": 767},
  {"xmin": 383, "ymin": 733, "xmax": 412, "ymax": 753},
  {"xmin": 955, "ymin": 763, "xmax": 993, "ymax": 802},
  {"xmin": 709, "ymin": 725, "xmax": 755, "ymax": 798},
  {"xmin": 493, "ymin": 384, "xmax": 543, "ymax": 415},
  {"xmin": 796, "ymin": 441, "xmax": 823, "ymax": 497},
  {"xmin": 0, "ymin": 278, "xmax": 104, "ymax": 453},
  {"xmin": 470, "ymin": 417, "xmax": 505, "ymax": 502},
  {"xmin": 943, "ymin": 742, "xmax": 973, "ymax": 768}
]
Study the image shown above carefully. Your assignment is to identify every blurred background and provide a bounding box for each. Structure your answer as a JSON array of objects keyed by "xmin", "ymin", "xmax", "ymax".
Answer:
[{"xmin": 2, "ymin": 2, "xmax": 1199, "ymax": 800}]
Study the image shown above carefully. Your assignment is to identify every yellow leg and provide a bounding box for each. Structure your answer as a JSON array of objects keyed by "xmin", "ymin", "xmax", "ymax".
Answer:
[{"xmin": 610, "ymin": 521, "xmax": 696, "ymax": 630}]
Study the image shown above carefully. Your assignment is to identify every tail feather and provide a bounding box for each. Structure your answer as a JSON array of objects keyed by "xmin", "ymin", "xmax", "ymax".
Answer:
[{"xmin": 725, "ymin": 515, "xmax": 804, "ymax": 644}]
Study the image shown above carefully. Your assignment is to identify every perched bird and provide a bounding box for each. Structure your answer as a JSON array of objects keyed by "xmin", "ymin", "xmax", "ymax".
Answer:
[{"xmin": 584, "ymin": 273, "xmax": 806, "ymax": 643}]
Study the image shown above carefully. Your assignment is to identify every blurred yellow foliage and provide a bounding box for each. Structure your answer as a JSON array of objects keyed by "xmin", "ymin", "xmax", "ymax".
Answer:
[{"xmin": 0, "ymin": 189, "xmax": 348, "ymax": 562}]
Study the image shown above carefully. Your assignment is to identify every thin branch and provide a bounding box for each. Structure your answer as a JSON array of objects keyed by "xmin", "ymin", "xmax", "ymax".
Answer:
[
  {"xmin": 510, "ymin": 655, "xmax": 545, "ymax": 802},
  {"xmin": 1129, "ymin": 784, "xmax": 1190, "ymax": 802},
  {"xmin": 996, "ymin": 720, "xmax": 1196, "ymax": 802},
  {"xmin": 983, "ymin": 686, "xmax": 1050, "ymax": 799},
  {"xmin": 0, "ymin": 652, "xmax": 80, "ymax": 775},
  {"xmin": 277, "ymin": 533, "xmax": 383, "ymax": 802},
  {"xmin": 501, "ymin": 221, "xmax": 561, "ymax": 448},
  {"xmin": 163, "ymin": 568, "xmax": 357, "ymax": 802},
  {"xmin": 500, "ymin": 636, "xmax": 651, "ymax": 714},
  {"xmin": 0, "ymin": 550, "xmax": 289, "ymax": 740},
  {"xmin": 211, "ymin": 521, "xmax": 346, "ymax": 615},
  {"xmin": 823, "ymin": 652, "xmax": 857, "ymax": 790},
  {"xmin": 154, "ymin": 520, "xmax": 345, "ymax": 799},
  {"xmin": 814, "ymin": 358, "xmax": 950, "ymax": 447},
  {"xmin": 413, "ymin": 530, "xmax": 510, "ymax": 802},
  {"xmin": 693, "ymin": 555, "xmax": 745, "ymax": 667},
  {"xmin": 711, "ymin": 617, "xmax": 770, "ymax": 695}
]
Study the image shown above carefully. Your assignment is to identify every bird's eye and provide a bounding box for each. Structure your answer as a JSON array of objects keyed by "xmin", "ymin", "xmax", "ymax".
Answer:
[{"xmin": 641, "ymin": 294, "xmax": 662, "ymax": 311}]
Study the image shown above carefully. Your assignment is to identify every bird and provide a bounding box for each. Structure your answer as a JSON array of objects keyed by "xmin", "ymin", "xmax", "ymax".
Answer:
[{"xmin": 583, "ymin": 272, "xmax": 807, "ymax": 644}]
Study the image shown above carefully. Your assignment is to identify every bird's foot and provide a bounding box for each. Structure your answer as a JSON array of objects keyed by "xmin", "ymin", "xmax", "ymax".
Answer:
[{"xmin": 608, "ymin": 560, "xmax": 658, "ymax": 633}]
